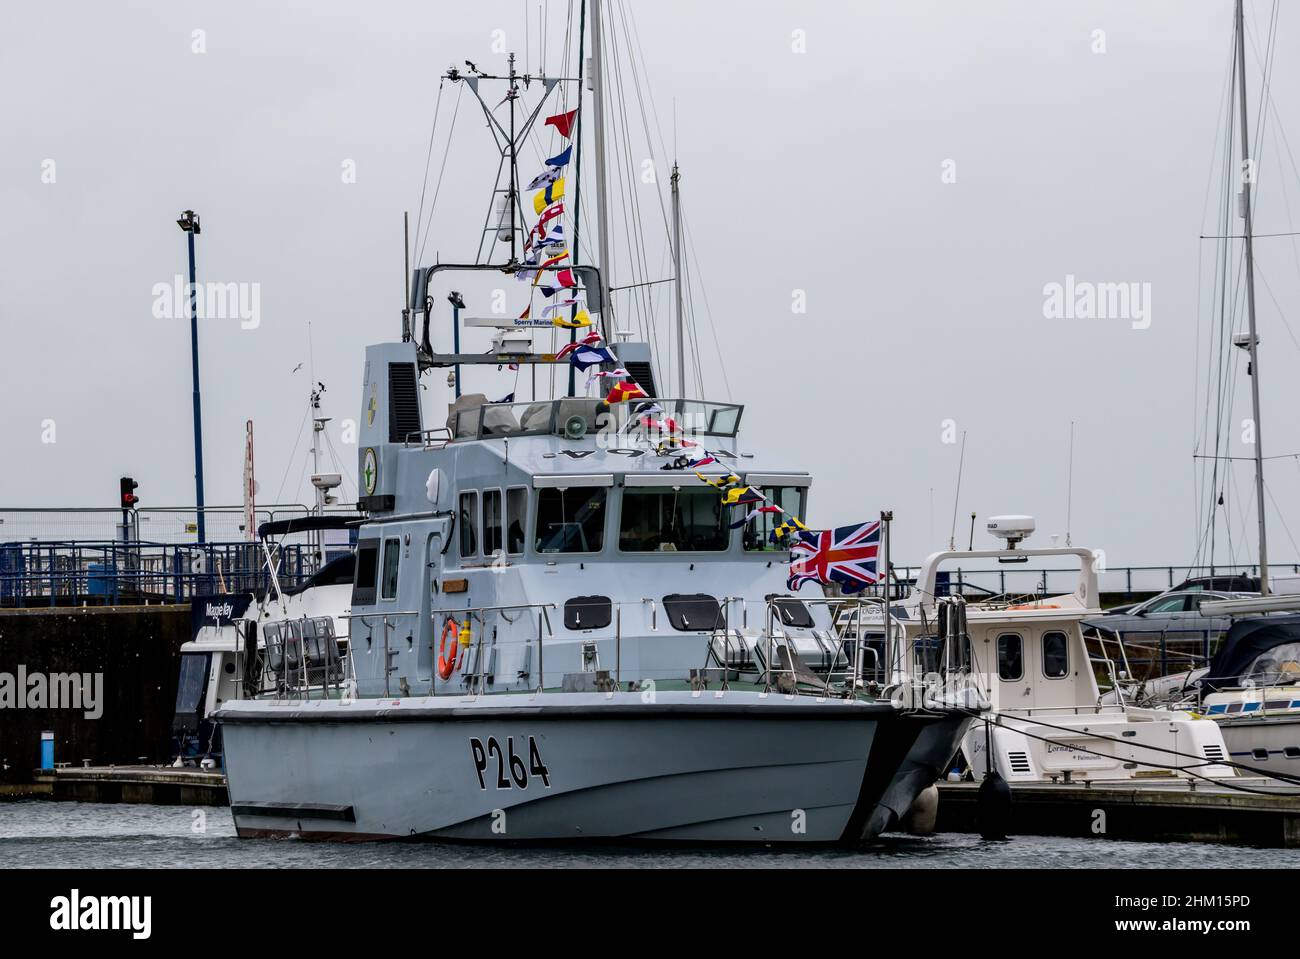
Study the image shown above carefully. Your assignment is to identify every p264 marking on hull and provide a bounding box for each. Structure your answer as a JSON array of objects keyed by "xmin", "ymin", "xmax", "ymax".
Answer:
[{"xmin": 470, "ymin": 735, "xmax": 551, "ymax": 790}]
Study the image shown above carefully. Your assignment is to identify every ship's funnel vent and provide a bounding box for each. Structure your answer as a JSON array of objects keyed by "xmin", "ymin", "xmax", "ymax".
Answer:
[
  {"xmin": 623, "ymin": 360, "xmax": 657, "ymax": 398},
  {"xmin": 617, "ymin": 342, "xmax": 658, "ymax": 398},
  {"xmin": 388, "ymin": 362, "xmax": 422, "ymax": 443}
]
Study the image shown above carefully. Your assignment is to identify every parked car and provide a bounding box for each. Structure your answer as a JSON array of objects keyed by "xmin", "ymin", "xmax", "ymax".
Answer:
[
  {"xmin": 1171, "ymin": 574, "xmax": 1260, "ymax": 593},
  {"xmin": 1083, "ymin": 590, "xmax": 1256, "ymax": 675}
]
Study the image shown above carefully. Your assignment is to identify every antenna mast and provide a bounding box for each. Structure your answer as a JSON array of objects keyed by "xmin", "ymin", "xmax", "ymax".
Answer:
[
  {"xmin": 1235, "ymin": 0, "xmax": 1270, "ymax": 594},
  {"xmin": 948, "ymin": 431, "xmax": 967, "ymax": 551}
]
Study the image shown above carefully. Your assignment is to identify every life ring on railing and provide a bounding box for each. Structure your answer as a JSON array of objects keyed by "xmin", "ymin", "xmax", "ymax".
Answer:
[
  {"xmin": 438, "ymin": 617, "xmax": 461, "ymax": 680},
  {"xmin": 1006, "ymin": 602, "xmax": 1061, "ymax": 611}
]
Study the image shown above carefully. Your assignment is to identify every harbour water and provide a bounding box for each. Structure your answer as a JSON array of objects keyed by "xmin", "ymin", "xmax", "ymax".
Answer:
[{"xmin": 2, "ymin": 801, "xmax": 1296, "ymax": 868}]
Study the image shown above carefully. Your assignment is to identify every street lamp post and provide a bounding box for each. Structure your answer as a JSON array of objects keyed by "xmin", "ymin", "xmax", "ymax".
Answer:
[{"xmin": 177, "ymin": 210, "xmax": 206, "ymax": 544}]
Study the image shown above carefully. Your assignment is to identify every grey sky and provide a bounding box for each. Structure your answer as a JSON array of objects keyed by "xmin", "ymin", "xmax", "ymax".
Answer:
[{"xmin": 3, "ymin": 0, "xmax": 1299, "ymax": 567}]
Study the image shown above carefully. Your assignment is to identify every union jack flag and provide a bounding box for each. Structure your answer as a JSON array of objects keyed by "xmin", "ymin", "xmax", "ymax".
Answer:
[{"xmin": 787, "ymin": 520, "xmax": 882, "ymax": 593}]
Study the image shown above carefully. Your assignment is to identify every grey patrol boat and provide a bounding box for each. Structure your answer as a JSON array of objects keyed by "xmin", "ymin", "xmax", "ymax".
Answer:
[
  {"xmin": 215, "ymin": 27, "xmax": 977, "ymax": 843},
  {"xmin": 217, "ymin": 349, "xmax": 975, "ymax": 842}
]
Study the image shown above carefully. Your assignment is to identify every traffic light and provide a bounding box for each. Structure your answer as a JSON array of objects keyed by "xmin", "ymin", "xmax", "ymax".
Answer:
[{"xmin": 119, "ymin": 476, "xmax": 139, "ymax": 510}]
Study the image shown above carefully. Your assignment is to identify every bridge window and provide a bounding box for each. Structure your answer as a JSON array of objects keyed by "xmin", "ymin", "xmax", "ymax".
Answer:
[
  {"xmin": 1042, "ymin": 631, "xmax": 1069, "ymax": 678},
  {"xmin": 743, "ymin": 487, "xmax": 808, "ymax": 552},
  {"xmin": 381, "ymin": 538, "xmax": 401, "ymax": 600},
  {"xmin": 536, "ymin": 487, "xmax": 607, "ymax": 553},
  {"xmin": 619, "ymin": 487, "xmax": 727, "ymax": 552},
  {"xmin": 459, "ymin": 491, "xmax": 479, "ymax": 557},
  {"xmin": 352, "ymin": 539, "xmax": 379, "ymax": 605},
  {"xmin": 997, "ymin": 633, "xmax": 1023, "ymax": 681},
  {"xmin": 507, "ymin": 487, "xmax": 527, "ymax": 555},
  {"xmin": 484, "ymin": 489, "xmax": 503, "ymax": 557}
]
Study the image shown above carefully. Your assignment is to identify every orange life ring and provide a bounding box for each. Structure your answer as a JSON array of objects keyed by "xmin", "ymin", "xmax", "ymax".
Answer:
[
  {"xmin": 1007, "ymin": 602, "xmax": 1061, "ymax": 611},
  {"xmin": 438, "ymin": 617, "xmax": 460, "ymax": 680}
]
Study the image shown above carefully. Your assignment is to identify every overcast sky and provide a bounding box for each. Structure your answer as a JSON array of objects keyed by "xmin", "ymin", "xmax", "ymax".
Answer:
[{"xmin": 3, "ymin": 0, "xmax": 1300, "ymax": 568}]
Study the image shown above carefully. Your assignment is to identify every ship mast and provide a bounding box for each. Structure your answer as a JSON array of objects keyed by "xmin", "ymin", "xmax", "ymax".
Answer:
[
  {"xmin": 1234, "ymin": 0, "xmax": 1270, "ymax": 594},
  {"xmin": 672, "ymin": 161, "xmax": 685, "ymax": 397},
  {"xmin": 589, "ymin": 0, "xmax": 614, "ymax": 341}
]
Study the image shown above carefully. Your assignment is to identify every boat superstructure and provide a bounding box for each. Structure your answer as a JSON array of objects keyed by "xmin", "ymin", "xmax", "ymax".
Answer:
[{"xmin": 899, "ymin": 522, "xmax": 1234, "ymax": 785}]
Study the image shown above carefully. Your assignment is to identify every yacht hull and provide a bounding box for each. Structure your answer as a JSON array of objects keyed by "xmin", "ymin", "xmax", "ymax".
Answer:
[
  {"xmin": 1218, "ymin": 715, "xmax": 1300, "ymax": 778},
  {"xmin": 217, "ymin": 691, "xmax": 940, "ymax": 843}
]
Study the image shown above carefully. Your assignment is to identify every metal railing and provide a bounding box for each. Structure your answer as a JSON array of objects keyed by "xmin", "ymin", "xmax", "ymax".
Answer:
[
  {"xmin": 429, "ymin": 603, "xmax": 556, "ymax": 695},
  {"xmin": 0, "ymin": 539, "xmax": 319, "ymax": 606},
  {"xmin": 0, "ymin": 503, "xmax": 357, "ymax": 544},
  {"xmin": 881, "ymin": 561, "xmax": 1296, "ymax": 601},
  {"xmin": 253, "ymin": 613, "xmax": 357, "ymax": 702}
]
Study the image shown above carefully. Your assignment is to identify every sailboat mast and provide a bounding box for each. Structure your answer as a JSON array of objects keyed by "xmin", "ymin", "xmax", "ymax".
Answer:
[
  {"xmin": 671, "ymin": 161, "xmax": 685, "ymax": 397},
  {"xmin": 589, "ymin": 0, "xmax": 614, "ymax": 340},
  {"xmin": 1234, "ymin": 0, "xmax": 1270, "ymax": 594}
]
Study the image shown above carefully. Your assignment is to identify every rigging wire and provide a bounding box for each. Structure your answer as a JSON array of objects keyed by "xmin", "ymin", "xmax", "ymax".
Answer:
[
  {"xmin": 416, "ymin": 83, "xmax": 464, "ymax": 267},
  {"xmin": 412, "ymin": 80, "xmax": 446, "ymax": 259}
]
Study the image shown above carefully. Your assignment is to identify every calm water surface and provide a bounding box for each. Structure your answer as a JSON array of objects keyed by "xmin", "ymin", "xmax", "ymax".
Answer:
[{"xmin": 2, "ymin": 801, "xmax": 1299, "ymax": 868}]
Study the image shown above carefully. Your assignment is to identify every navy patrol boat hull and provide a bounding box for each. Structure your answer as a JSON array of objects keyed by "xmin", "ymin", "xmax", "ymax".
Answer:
[{"xmin": 220, "ymin": 691, "xmax": 962, "ymax": 842}]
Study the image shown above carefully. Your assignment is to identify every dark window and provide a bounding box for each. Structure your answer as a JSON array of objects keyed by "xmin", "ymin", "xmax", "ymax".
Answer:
[
  {"xmin": 997, "ymin": 633, "xmax": 1023, "ymax": 681},
  {"xmin": 1042, "ymin": 631, "xmax": 1069, "ymax": 678},
  {"xmin": 564, "ymin": 595, "xmax": 613, "ymax": 630},
  {"xmin": 663, "ymin": 593, "xmax": 723, "ymax": 631},
  {"xmin": 506, "ymin": 487, "xmax": 527, "ymax": 555},
  {"xmin": 459, "ymin": 492, "xmax": 479, "ymax": 557},
  {"xmin": 769, "ymin": 596, "xmax": 814, "ymax": 628},
  {"xmin": 743, "ymin": 486, "xmax": 808, "ymax": 552},
  {"xmin": 381, "ymin": 538, "xmax": 400, "ymax": 600},
  {"xmin": 484, "ymin": 489, "xmax": 503, "ymax": 557},
  {"xmin": 1146, "ymin": 595, "xmax": 1190, "ymax": 614},
  {"xmin": 618, "ymin": 487, "xmax": 727, "ymax": 552},
  {"xmin": 173, "ymin": 653, "xmax": 210, "ymax": 715},
  {"xmin": 352, "ymin": 539, "xmax": 380, "ymax": 605},
  {"xmin": 535, "ymin": 487, "xmax": 607, "ymax": 553}
]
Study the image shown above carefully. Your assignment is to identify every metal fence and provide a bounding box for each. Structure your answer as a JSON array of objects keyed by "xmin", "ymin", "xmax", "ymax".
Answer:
[
  {"xmin": 0, "ymin": 504, "xmax": 355, "ymax": 544},
  {"xmin": 0, "ymin": 504, "xmax": 362, "ymax": 607},
  {"xmin": 0, "ymin": 539, "xmax": 321, "ymax": 607},
  {"xmin": 884, "ymin": 561, "xmax": 1293, "ymax": 600}
]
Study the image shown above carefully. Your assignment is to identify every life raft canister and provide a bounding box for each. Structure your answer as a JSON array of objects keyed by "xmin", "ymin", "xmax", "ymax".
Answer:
[{"xmin": 437, "ymin": 617, "xmax": 461, "ymax": 680}]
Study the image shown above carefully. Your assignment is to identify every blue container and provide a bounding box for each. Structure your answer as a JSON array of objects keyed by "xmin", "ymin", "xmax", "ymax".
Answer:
[
  {"xmin": 40, "ymin": 731, "xmax": 54, "ymax": 770},
  {"xmin": 86, "ymin": 562, "xmax": 111, "ymax": 596}
]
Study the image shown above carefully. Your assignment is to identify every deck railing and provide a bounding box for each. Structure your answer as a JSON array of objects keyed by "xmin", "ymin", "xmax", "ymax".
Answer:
[{"xmin": 0, "ymin": 539, "xmax": 320, "ymax": 606}]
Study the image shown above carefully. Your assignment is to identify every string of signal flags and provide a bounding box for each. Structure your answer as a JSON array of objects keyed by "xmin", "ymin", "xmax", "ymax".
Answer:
[{"xmin": 507, "ymin": 108, "xmax": 880, "ymax": 593}]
